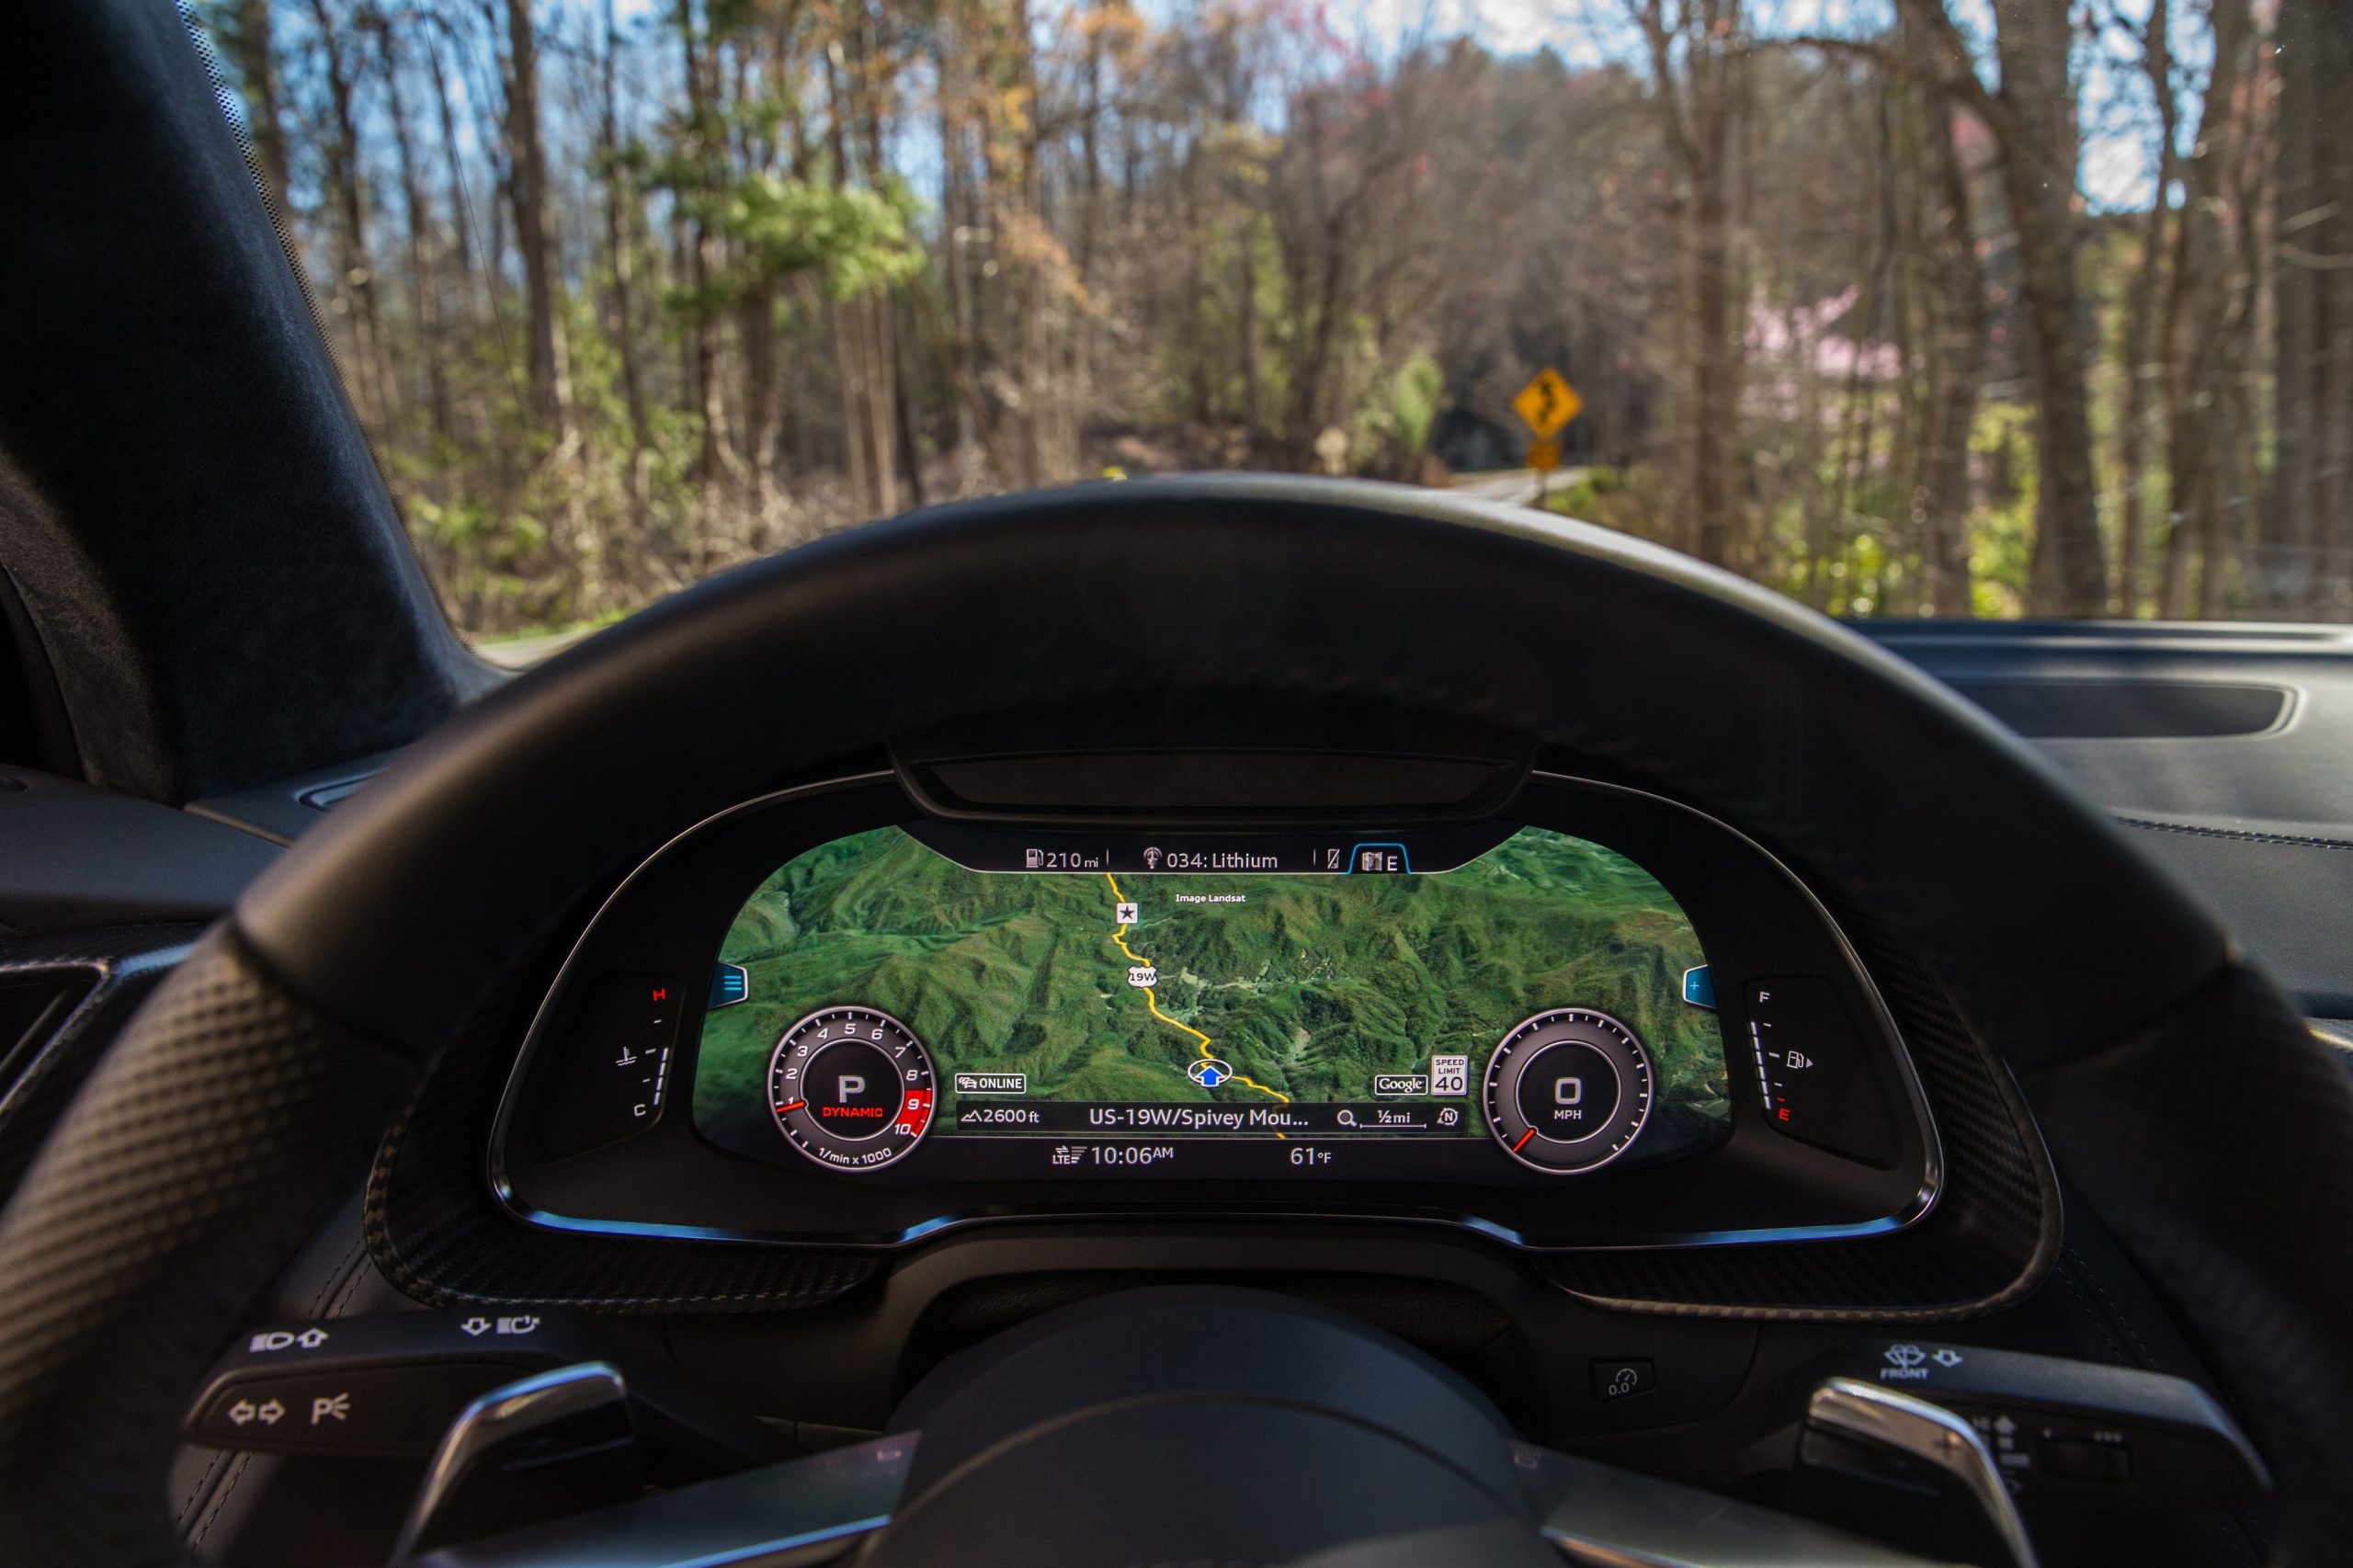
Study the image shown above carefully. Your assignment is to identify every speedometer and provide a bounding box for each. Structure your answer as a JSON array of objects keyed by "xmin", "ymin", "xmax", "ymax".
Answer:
[
  {"xmin": 1483, "ymin": 1008, "xmax": 1653, "ymax": 1174},
  {"xmin": 768, "ymin": 1006, "xmax": 936, "ymax": 1172}
]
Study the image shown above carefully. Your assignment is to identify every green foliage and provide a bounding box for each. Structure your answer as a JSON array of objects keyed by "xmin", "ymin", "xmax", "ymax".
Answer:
[
  {"xmin": 1352, "ymin": 350, "xmax": 1443, "ymax": 473},
  {"xmin": 717, "ymin": 173, "xmax": 926, "ymax": 301},
  {"xmin": 1553, "ymin": 467, "xmax": 1627, "ymax": 515},
  {"xmin": 1544, "ymin": 466, "xmax": 1671, "ymax": 550},
  {"xmin": 1969, "ymin": 403, "xmax": 2039, "ymax": 618}
]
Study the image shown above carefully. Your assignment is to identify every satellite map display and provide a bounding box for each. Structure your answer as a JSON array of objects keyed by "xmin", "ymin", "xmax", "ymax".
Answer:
[{"xmin": 692, "ymin": 824, "xmax": 1732, "ymax": 1165}]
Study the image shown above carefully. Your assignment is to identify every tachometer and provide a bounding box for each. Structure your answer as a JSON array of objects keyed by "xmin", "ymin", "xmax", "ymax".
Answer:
[
  {"xmin": 768, "ymin": 1006, "xmax": 935, "ymax": 1172},
  {"xmin": 1483, "ymin": 1008, "xmax": 1652, "ymax": 1174}
]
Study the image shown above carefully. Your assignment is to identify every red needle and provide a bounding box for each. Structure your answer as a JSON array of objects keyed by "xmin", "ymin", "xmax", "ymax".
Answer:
[
  {"xmin": 775, "ymin": 1100, "xmax": 806, "ymax": 1114},
  {"xmin": 1511, "ymin": 1128, "xmax": 1536, "ymax": 1153}
]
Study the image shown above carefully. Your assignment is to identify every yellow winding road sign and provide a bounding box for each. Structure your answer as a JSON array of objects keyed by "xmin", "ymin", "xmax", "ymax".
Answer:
[{"xmin": 1513, "ymin": 368, "xmax": 1582, "ymax": 438}]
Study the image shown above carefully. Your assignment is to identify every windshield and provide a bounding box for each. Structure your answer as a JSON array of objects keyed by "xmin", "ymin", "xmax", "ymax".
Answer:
[{"xmin": 186, "ymin": 1, "xmax": 2336, "ymax": 653}]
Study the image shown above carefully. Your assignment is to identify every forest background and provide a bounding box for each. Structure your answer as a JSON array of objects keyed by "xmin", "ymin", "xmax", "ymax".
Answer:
[{"xmin": 188, "ymin": 0, "xmax": 2353, "ymax": 640}]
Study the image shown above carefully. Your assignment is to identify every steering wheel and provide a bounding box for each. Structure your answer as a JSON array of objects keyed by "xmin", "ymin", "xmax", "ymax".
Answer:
[{"xmin": 0, "ymin": 481, "xmax": 2345, "ymax": 1564}]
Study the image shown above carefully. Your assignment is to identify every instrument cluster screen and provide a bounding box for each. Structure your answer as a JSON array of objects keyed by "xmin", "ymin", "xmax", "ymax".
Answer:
[{"xmin": 689, "ymin": 823, "xmax": 1732, "ymax": 1181}]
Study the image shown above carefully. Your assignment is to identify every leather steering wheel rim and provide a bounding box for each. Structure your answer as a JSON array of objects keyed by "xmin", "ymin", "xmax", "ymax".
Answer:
[{"xmin": 0, "ymin": 479, "xmax": 2345, "ymax": 1564}]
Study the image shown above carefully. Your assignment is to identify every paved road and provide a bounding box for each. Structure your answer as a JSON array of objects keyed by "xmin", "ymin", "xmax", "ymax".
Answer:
[
  {"xmin": 1448, "ymin": 468, "xmax": 1586, "ymax": 508},
  {"xmin": 475, "ymin": 627, "xmax": 598, "ymax": 669}
]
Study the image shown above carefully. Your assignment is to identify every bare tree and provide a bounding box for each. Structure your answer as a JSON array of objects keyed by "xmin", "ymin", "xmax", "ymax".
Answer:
[
  {"xmin": 2156, "ymin": 0, "xmax": 2256, "ymax": 617},
  {"xmin": 1908, "ymin": 14, "xmax": 1985, "ymax": 616},
  {"xmin": 1900, "ymin": 0, "xmax": 2107, "ymax": 615},
  {"xmin": 1631, "ymin": 0, "xmax": 1745, "ymax": 568},
  {"xmin": 674, "ymin": 0, "xmax": 733, "ymax": 487},
  {"xmin": 302, "ymin": 0, "xmax": 394, "ymax": 429},
  {"xmin": 2267, "ymin": 0, "xmax": 2353, "ymax": 614},
  {"xmin": 197, "ymin": 0, "xmax": 2315, "ymax": 639},
  {"xmin": 2111, "ymin": 0, "xmax": 2174, "ymax": 616},
  {"xmin": 224, "ymin": 0, "xmax": 296, "ymax": 220},
  {"xmin": 372, "ymin": 10, "xmax": 454, "ymax": 441},
  {"xmin": 502, "ymin": 0, "xmax": 573, "ymax": 437},
  {"xmin": 596, "ymin": 0, "xmax": 652, "ymax": 529}
]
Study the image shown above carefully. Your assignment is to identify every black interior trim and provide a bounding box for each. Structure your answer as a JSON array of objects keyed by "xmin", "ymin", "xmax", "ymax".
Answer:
[
  {"xmin": 1946, "ymin": 678, "xmax": 2290, "ymax": 739},
  {"xmin": 0, "ymin": 766, "xmax": 278, "ymax": 932},
  {"xmin": 186, "ymin": 751, "xmax": 402, "ymax": 847},
  {"xmin": 892, "ymin": 696, "xmax": 1532, "ymax": 824},
  {"xmin": 2114, "ymin": 814, "xmax": 2353, "ymax": 1016},
  {"xmin": 0, "ymin": 0, "xmax": 494, "ymax": 803},
  {"xmin": 0, "ymin": 925, "xmax": 195, "ymax": 1202},
  {"xmin": 0, "ymin": 560, "xmax": 78, "ymax": 777}
]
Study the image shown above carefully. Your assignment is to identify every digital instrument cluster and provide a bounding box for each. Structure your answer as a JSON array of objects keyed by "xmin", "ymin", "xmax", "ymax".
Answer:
[
  {"xmin": 688, "ymin": 821, "xmax": 1729, "ymax": 1183},
  {"xmin": 492, "ymin": 772, "xmax": 1938, "ymax": 1249}
]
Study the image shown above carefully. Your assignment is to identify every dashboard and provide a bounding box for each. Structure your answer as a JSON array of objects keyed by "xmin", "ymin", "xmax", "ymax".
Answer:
[{"xmin": 490, "ymin": 767, "xmax": 1939, "ymax": 1251}]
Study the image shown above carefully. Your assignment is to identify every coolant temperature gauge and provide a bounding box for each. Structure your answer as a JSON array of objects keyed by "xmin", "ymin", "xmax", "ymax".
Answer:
[{"xmin": 535, "ymin": 972, "xmax": 679, "ymax": 1159}]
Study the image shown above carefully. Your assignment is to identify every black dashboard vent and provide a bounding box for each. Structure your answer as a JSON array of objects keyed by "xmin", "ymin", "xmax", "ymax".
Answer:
[
  {"xmin": 0, "ymin": 933, "xmax": 195, "ymax": 1205},
  {"xmin": 1948, "ymin": 680, "xmax": 2289, "ymax": 739},
  {"xmin": 0, "ymin": 977, "xmax": 88, "ymax": 1092}
]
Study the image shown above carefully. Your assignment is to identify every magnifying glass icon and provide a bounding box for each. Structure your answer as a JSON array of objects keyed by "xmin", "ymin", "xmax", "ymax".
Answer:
[{"xmin": 1336, "ymin": 1108, "xmax": 1357, "ymax": 1129}]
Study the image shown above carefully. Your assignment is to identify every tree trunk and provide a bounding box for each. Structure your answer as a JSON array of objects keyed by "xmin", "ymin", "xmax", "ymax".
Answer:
[
  {"xmin": 866, "ymin": 293, "xmax": 901, "ymax": 515},
  {"xmin": 822, "ymin": 41, "xmax": 891, "ymax": 514},
  {"xmin": 893, "ymin": 290, "xmax": 927, "ymax": 508},
  {"xmin": 856, "ymin": 47, "xmax": 904, "ymax": 513},
  {"xmin": 2114, "ymin": 0, "xmax": 2173, "ymax": 618},
  {"xmin": 1238, "ymin": 225, "xmax": 1263, "ymax": 440},
  {"xmin": 676, "ymin": 0, "xmax": 733, "ymax": 486},
  {"xmin": 378, "ymin": 21, "xmax": 452, "ymax": 443},
  {"xmin": 740, "ymin": 282, "xmax": 781, "ymax": 523},
  {"xmin": 303, "ymin": 0, "xmax": 392, "ymax": 432},
  {"xmin": 2268, "ymin": 0, "xmax": 2353, "ymax": 615},
  {"xmin": 2160, "ymin": 0, "xmax": 2254, "ymax": 618},
  {"xmin": 1990, "ymin": 2, "xmax": 2104, "ymax": 615},
  {"xmin": 1183, "ymin": 137, "xmax": 1213, "ymax": 428},
  {"xmin": 504, "ymin": 0, "xmax": 572, "ymax": 437},
  {"xmin": 938, "ymin": 36, "xmax": 979, "ymax": 462},
  {"xmin": 1636, "ymin": 0, "xmax": 1743, "ymax": 570},
  {"xmin": 1068, "ymin": 21, "xmax": 1104, "ymax": 467},
  {"xmin": 225, "ymin": 0, "xmax": 292, "ymax": 222},
  {"xmin": 831, "ymin": 296, "xmax": 874, "ymax": 514},
  {"xmin": 1917, "ymin": 71, "xmax": 1984, "ymax": 616},
  {"xmin": 599, "ymin": 0, "xmax": 653, "ymax": 536},
  {"xmin": 424, "ymin": 26, "xmax": 478, "ymax": 329},
  {"xmin": 1688, "ymin": 152, "xmax": 1736, "ymax": 568}
]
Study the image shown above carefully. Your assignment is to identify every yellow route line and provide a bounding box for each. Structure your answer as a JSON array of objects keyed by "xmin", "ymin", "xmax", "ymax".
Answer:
[{"xmin": 1106, "ymin": 872, "xmax": 1290, "ymax": 1105}]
